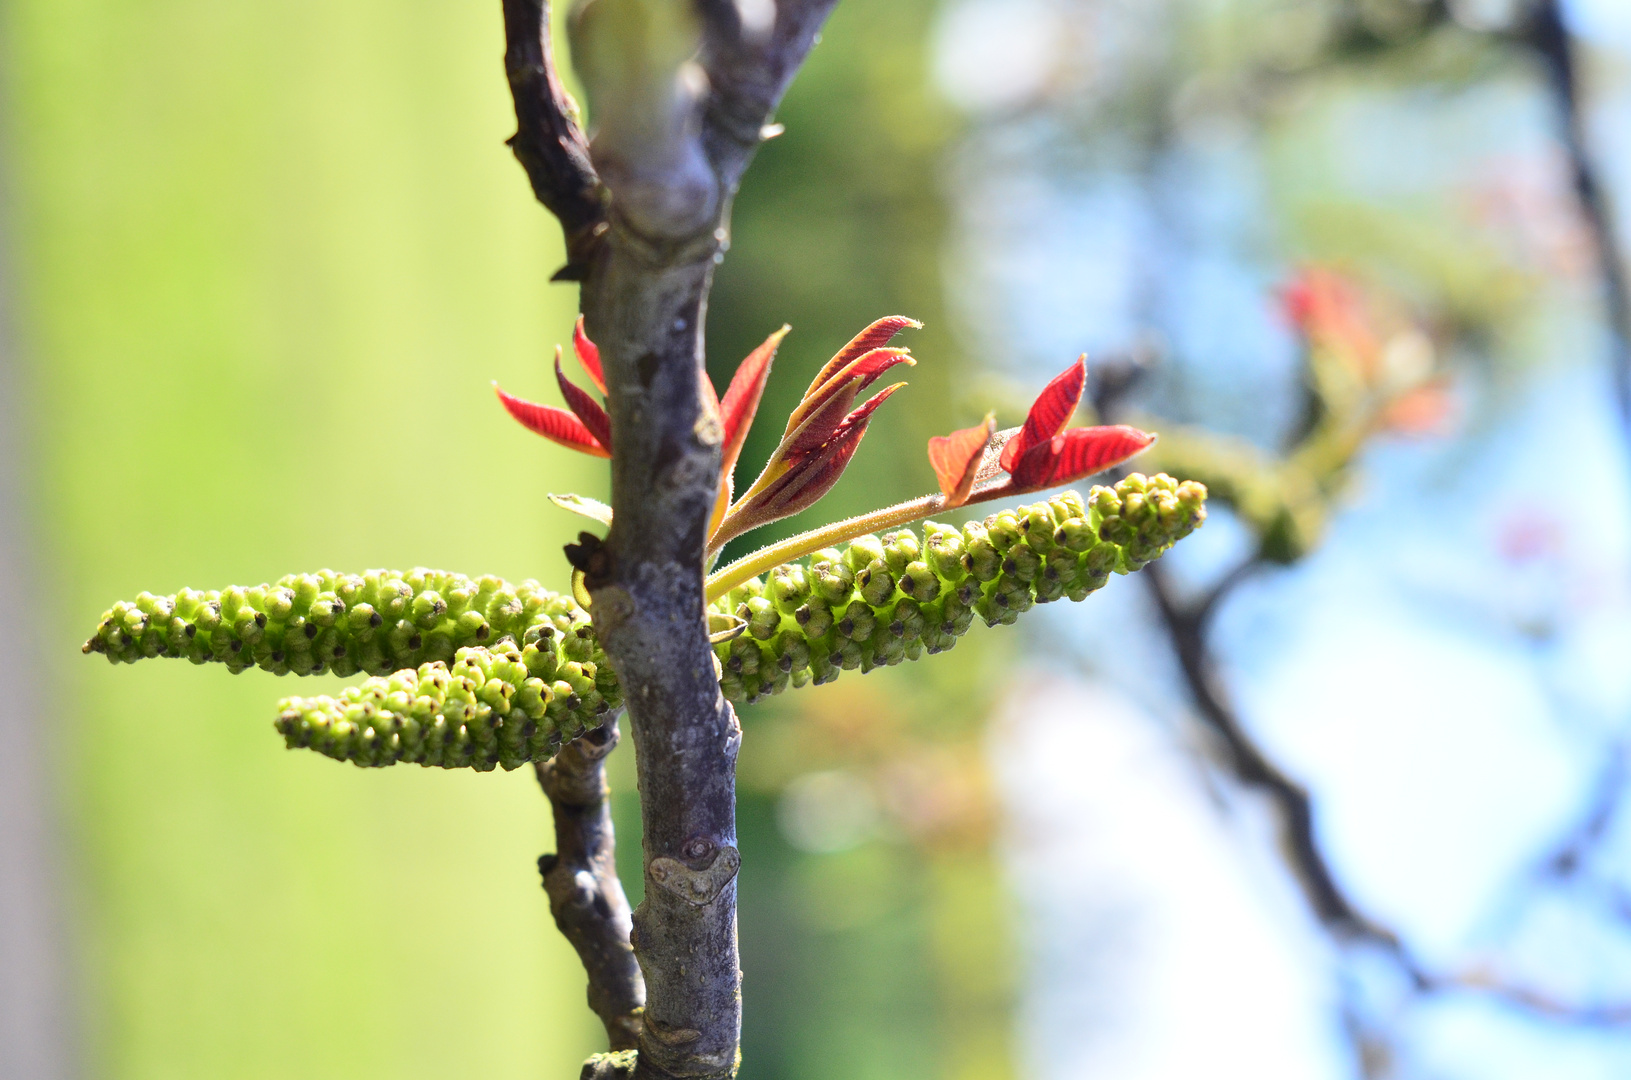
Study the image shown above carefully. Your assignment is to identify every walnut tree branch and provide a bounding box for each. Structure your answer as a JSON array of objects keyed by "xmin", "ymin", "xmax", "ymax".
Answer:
[
  {"xmin": 508, "ymin": 3, "xmax": 838, "ymax": 1076},
  {"xmin": 536, "ymin": 716, "xmax": 644, "ymax": 1051},
  {"xmin": 503, "ymin": 0, "xmax": 608, "ymax": 280}
]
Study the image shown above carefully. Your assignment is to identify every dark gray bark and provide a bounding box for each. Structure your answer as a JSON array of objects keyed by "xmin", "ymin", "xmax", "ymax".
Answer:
[
  {"xmin": 503, "ymin": 0, "xmax": 608, "ymax": 281},
  {"xmin": 537, "ymin": 718, "xmax": 645, "ymax": 1050},
  {"xmin": 503, "ymin": 3, "xmax": 839, "ymax": 1075}
]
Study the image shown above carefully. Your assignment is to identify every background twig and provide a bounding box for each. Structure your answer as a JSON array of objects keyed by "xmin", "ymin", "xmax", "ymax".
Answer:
[
  {"xmin": 503, "ymin": 0, "xmax": 607, "ymax": 281},
  {"xmin": 537, "ymin": 717, "xmax": 645, "ymax": 1051}
]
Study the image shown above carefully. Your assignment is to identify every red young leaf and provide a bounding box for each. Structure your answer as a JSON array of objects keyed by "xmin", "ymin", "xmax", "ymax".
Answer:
[
  {"xmin": 556, "ymin": 349, "xmax": 613, "ymax": 454},
  {"xmin": 701, "ymin": 364, "xmax": 722, "ymax": 416},
  {"xmin": 1009, "ymin": 424, "xmax": 1155, "ymax": 490},
  {"xmin": 759, "ymin": 383, "xmax": 906, "ymax": 515},
  {"xmin": 1000, "ymin": 356, "xmax": 1087, "ymax": 472},
  {"xmin": 804, "ymin": 316, "xmax": 921, "ymax": 398},
  {"xmin": 927, "ymin": 413, "xmax": 996, "ymax": 506},
  {"xmin": 494, "ymin": 385, "xmax": 611, "ymax": 458},
  {"xmin": 713, "ymin": 383, "xmax": 907, "ymax": 549},
  {"xmin": 720, "ymin": 326, "xmax": 788, "ymax": 477},
  {"xmin": 572, "ymin": 316, "xmax": 607, "ymax": 396},
  {"xmin": 783, "ymin": 348, "xmax": 914, "ymax": 452}
]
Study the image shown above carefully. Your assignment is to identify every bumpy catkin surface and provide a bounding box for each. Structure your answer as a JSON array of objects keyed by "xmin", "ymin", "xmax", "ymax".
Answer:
[{"xmin": 84, "ymin": 474, "xmax": 1205, "ymax": 769}]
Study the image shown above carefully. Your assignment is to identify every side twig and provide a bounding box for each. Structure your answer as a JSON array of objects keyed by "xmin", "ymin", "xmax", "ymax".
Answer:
[
  {"xmin": 503, "ymin": 0, "xmax": 607, "ymax": 281},
  {"xmin": 1142, "ymin": 560, "xmax": 1405, "ymax": 950},
  {"xmin": 1520, "ymin": 0, "xmax": 1631, "ymax": 428},
  {"xmin": 537, "ymin": 716, "xmax": 645, "ymax": 1051},
  {"xmin": 1144, "ymin": 558, "xmax": 1631, "ymax": 1030}
]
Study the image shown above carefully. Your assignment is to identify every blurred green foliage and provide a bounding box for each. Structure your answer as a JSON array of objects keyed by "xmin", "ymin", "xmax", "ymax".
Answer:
[
  {"xmin": 10, "ymin": 0, "xmax": 606, "ymax": 1075},
  {"xmin": 11, "ymin": 0, "xmax": 1031, "ymax": 1074}
]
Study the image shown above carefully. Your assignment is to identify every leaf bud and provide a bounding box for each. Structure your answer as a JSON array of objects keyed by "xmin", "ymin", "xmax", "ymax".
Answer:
[
  {"xmin": 745, "ymin": 596, "xmax": 781, "ymax": 640},
  {"xmin": 768, "ymin": 565, "xmax": 812, "ymax": 614},
  {"xmin": 923, "ymin": 524, "xmax": 967, "ymax": 581},
  {"xmin": 890, "ymin": 598, "xmax": 926, "ymax": 639},
  {"xmin": 896, "ymin": 561, "xmax": 940, "ymax": 602},
  {"xmin": 856, "ymin": 560, "xmax": 896, "ymax": 606},
  {"xmin": 794, "ymin": 598, "xmax": 834, "ymax": 638},
  {"xmin": 836, "ymin": 602, "xmax": 876, "ymax": 641},
  {"xmin": 725, "ymin": 634, "xmax": 761, "ymax": 676},
  {"xmin": 1054, "ymin": 519, "xmax": 1095, "ymax": 552},
  {"xmin": 1087, "ymin": 485, "xmax": 1122, "ymax": 522},
  {"xmin": 1019, "ymin": 506, "xmax": 1056, "ymax": 552},
  {"xmin": 960, "ymin": 524, "xmax": 1001, "ymax": 582},
  {"xmin": 773, "ymin": 631, "xmax": 811, "ymax": 674},
  {"xmin": 881, "ymin": 529, "xmax": 920, "ymax": 574},
  {"xmin": 1049, "ymin": 490, "xmax": 1087, "ymax": 523},
  {"xmin": 844, "ymin": 535, "xmax": 886, "ymax": 573},
  {"xmin": 809, "ymin": 557, "xmax": 855, "ymax": 604},
  {"xmin": 1000, "ymin": 543, "xmax": 1041, "ymax": 583}
]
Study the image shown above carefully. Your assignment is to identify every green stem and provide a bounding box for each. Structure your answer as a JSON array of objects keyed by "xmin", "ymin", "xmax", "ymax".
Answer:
[{"xmin": 706, "ymin": 493, "xmax": 946, "ymax": 602}]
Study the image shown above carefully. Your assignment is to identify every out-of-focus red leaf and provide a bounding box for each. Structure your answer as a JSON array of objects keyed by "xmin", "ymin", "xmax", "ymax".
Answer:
[
  {"xmin": 927, "ymin": 413, "xmax": 996, "ymax": 506},
  {"xmin": 494, "ymin": 385, "xmax": 611, "ymax": 458},
  {"xmin": 999, "ymin": 356, "xmax": 1087, "ymax": 472},
  {"xmin": 1280, "ymin": 267, "xmax": 1380, "ymax": 379},
  {"xmin": 720, "ymin": 326, "xmax": 788, "ymax": 476},
  {"xmin": 783, "ymin": 348, "xmax": 913, "ymax": 453},
  {"xmin": 556, "ymin": 349, "xmax": 613, "ymax": 453},
  {"xmin": 1377, "ymin": 378, "xmax": 1455, "ymax": 436},
  {"xmin": 1009, "ymin": 424, "xmax": 1155, "ymax": 489},
  {"xmin": 572, "ymin": 316, "xmax": 607, "ymax": 396}
]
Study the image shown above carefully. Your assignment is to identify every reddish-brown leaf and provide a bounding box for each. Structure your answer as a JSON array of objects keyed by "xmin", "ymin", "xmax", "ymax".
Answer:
[
  {"xmin": 762, "ymin": 384, "xmax": 905, "ymax": 513},
  {"xmin": 556, "ymin": 349, "xmax": 613, "ymax": 454},
  {"xmin": 927, "ymin": 413, "xmax": 996, "ymax": 506},
  {"xmin": 572, "ymin": 316, "xmax": 607, "ymax": 396},
  {"xmin": 804, "ymin": 316, "xmax": 921, "ymax": 399},
  {"xmin": 783, "ymin": 348, "xmax": 913, "ymax": 452},
  {"xmin": 715, "ymin": 383, "xmax": 906, "ymax": 548},
  {"xmin": 1009, "ymin": 424, "xmax": 1155, "ymax": 490},
  {"xmin": 720, "ymin": 326, "xmax": 788, "ymax": 477},
  {"xmin": 1000, "ymin": 356, "xmax": 1087, "ymax": 472},
  {"xmin": 494, "ymin": 385, "xmax": 611, "ymax": 458}
]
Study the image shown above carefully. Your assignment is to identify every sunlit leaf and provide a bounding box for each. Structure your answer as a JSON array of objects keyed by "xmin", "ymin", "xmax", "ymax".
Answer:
[
  {"xmin": 556, "ymin": 348, "xmax": 613, "ymax": 453},
  {"xmin": 927, "ymin": 413, "xmax": 995, "ymax": 507},
  {"xmin": 572, "ymin": 316, "xmax": 607, "ymax": 396},
  {"xmin": 1009, "ymin": 424, "xmax": 1155, "ymax": 489},
  {"xmin": 548, "ymin": 492, "xmax": 615, "ymax": 526},
  {"xmin": 494, "ymin": 384, "xmax": 611, "ymax": 458},
  {"xmin": 1000, "ymin": 356, "xmax": 1086, "ymax": 472}
]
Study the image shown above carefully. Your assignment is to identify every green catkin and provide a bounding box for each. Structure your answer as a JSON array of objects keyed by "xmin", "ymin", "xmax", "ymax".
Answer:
[
  {"xmin": 273, "ymin": 643, "xmax": 575, "ymax": 772},
  {"xmin": 83, "ymin": 475, "xmax": 1207, "ymax": 766},
  {"xmin": 84, "ymin": 568, "xmax": 616, "ymax": 769},
  {"xmin": 710, "ymin": 474, "xmax": 1206, "ymax": 704}
]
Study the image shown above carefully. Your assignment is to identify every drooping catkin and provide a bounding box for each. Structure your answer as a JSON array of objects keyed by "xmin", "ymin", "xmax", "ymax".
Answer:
[
  {"xmin": 711, "ymin": 474, "xmax": 1206, "ymax": 704},
  {"xmin": 82, "ymin": 474, "xmax": 1206, "ymax": 768},
  {"xmin": 83, "ymin": 568, "xmax": 618, "ymax": 768},
  {"xmin": 272, "ymin": 639, "xmax": 604, "ymax": 772}
]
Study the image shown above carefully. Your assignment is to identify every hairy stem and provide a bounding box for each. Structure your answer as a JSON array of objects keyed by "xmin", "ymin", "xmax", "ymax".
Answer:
[
  {"xmin": 707, "ymin": 494, "xmax": 945, "ymax": 601},
  {"xmin": 537, "ymin": 717, "xmax": 645, "ymax": 1049}
]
